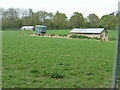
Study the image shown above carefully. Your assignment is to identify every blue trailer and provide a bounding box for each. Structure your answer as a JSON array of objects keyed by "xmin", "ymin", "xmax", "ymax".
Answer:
[{"xmin": 35, "ymin": 25, "xmax": 47, "ymax": 35}]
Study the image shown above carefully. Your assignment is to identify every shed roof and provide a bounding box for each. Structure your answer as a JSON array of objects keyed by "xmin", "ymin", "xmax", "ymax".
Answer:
[
  {"xmin": 70, "ymin": 28, "xmax": 105, "ymax": 34},
  {"xmin": 35, "ymin": 25, "xmax": 46, "ymax": 28},
  {"xmin": 21, "ymin": 26, "xmax": 34, "ymax": 28}
]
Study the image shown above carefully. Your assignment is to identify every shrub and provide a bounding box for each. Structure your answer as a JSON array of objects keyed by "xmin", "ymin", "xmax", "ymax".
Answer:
[
  {"xmin": 92, "ymin": 37, "xmax": 100, "ymax": 40},
  {"xmin": 70, "ymin": 34, "xmax": 78, "ymax": 38},
  {"xmin": 59, "ymin": 35, "xmax": 67, "ymax": 37},
  {"xmin": 58, "ymin": 35, "xmax": 63, "ymax": 36},
  {"xmin": 71, "ymin": 35, "xmax": 101, "ymax": 40},
  {"xmin": 64, "ymin": 35, "xmax": 67, "ymax": 36},
  {"xmin": 78, "ymin": 35, "xmax": 90, "ymax": 39}
]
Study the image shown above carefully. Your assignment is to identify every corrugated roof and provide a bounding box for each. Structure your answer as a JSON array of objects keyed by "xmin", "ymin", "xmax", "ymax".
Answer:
[
  {"xmin": 70, "ymin": 28, "xmax": 105, "ymax": 34},
  {"xmin": 35, "ymin": 25, "xmax": 46, "ymax": 28}
]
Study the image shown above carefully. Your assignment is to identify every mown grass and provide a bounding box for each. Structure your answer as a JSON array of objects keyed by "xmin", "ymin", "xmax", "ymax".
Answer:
[
  {"xmin": 21, "ymin": 29, "xmax": 117, "ymax": 41},
  {"xmin": 2, "ymin": 30, "xmax": 116, "ymax": 88},
  {"xmin": 108, "ymin": 30, "xmax": 117, "ymax": 41},
  {"xmin": 46, "ymin": 30, "xmax": 70, "ymax": 35},
  {"xmin": 22, "ymin": 30, "xmax": 70, "ymax": 36}
]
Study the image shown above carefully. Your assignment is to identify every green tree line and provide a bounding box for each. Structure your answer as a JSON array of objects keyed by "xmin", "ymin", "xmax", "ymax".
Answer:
[{"xmin": 1, "ymin": 8, "xmax": 118, "ymax": 30}]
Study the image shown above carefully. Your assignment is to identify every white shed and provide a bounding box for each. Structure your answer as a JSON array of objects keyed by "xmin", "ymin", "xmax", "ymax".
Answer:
[
  {"xmin": 70, "ymin": 28, "xmax": 108, "ymax": 40},
  {"xmin": 21, "ymin": 26, "xmax": 35, "ymax": 30}
]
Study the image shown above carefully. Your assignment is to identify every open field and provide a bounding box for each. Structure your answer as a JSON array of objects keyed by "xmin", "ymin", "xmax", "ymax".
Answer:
[
  {"xmin": 107, "ymin": 30, "xmax": 117, "ymax": 41},
  {"xmin": 22, "ymin": 29, "xmax": 117, "ymax": 41},
  {"xmin": 2, "ymin": 30, "xmax": 116, "ymax": 88}
]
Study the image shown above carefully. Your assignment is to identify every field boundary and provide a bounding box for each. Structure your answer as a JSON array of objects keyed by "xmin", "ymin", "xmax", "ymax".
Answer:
[{"xmin": 25, "ymin": 33, "xmax": 116, "ymax": 42}]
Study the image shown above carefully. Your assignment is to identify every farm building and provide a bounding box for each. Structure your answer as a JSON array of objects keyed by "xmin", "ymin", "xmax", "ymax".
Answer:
[
  {"xmin": 70, "ymin": 28, "xmax": 108, "ymax": 40},
  {"xmin": 21, "ymin": 26, "xmax": 35, "ymax": 30}
]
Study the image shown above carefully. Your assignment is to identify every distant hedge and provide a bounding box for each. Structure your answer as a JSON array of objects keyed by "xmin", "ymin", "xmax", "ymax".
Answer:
[{"xmin": 70, "ymin": 34, "xmax": 100, "ymax": 40}]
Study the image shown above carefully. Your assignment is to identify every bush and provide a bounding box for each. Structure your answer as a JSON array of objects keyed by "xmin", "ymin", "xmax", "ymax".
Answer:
[
  {"xmin": 59, "ymin": 35, "xmax": 67, "ymax": 37},
  {"xmin": 70, "ymin": 34, "xmax": 78, "ymax": 38},
  {"xmin": 70, "ymin": 35, "xmax": 101, "ymax": 40},
  {"xmin": 64, "ymin": 35, "xmax": 67, "ymax": 36},
  {"xmin": 78, "ymin": 35, "xmax": 91, "ymax": 39},
  {"xmin": 92, "ymin": 37, "xmax": 100, "ymax": 40},
  {"xmin": 58, "ymin": 35, "xmax": 63, "ymax": 36}
]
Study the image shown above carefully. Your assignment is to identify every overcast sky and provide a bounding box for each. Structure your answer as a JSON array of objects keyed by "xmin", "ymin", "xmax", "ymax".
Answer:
[{"xmin": 0, "ymin": 0, "xmax": 119, "ymax": 18}]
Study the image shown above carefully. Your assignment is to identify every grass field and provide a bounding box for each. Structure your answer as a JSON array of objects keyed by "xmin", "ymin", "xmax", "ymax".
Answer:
[
  {"xmin": 2, "ymin": 30, "xmax": 116, "ymax": 88},
  {"xmin": 22, "ymin": 29, "xmax": 117, "ymax": 41},
  {"xmin": 107, "ymin": 30, "xmax": 117, "ymax": 41}
]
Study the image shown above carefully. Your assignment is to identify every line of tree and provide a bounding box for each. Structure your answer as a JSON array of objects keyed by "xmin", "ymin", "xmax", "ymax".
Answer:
[{"xmin": 1, "ymin": 8, "xmax": 118, "ymax": 30}]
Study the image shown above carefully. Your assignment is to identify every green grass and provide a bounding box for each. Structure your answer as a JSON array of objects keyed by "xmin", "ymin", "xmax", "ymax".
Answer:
[
  {"xmin": 2, "ymin": 30, "xmax": 116, "ymax": 88},
  {"xmin": 46, "ymin": 30, "xmax": 70, "ymax": 35},
  {"xmin": 21, "ymin": 29, "xmax": 117, "ymax": 41},
  {"xmin": 21, "ymin": 30, "xmax": 70, "ymax": 35},
  {"xmin": 108, "ymin": 30, "xmax": 117, "ymax": 41}
]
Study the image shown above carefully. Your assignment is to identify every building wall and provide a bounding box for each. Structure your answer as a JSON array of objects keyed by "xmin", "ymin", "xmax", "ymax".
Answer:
[
  {"xmin": 100, "ymin": 30, "xmax": 108, "ymax": 40},
  {"xmin": 76, "ymin": 33, "xmax": 101, "ymax": 38},
  {"xmin": 21, "ymin": 28, "xmax": 34, "ymax": 30}
]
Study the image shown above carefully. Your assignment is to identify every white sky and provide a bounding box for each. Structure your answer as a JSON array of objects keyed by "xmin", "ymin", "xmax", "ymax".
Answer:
[{"xmin": 0, "ymin": 0, "xmax": 119, "ymax": 18}]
